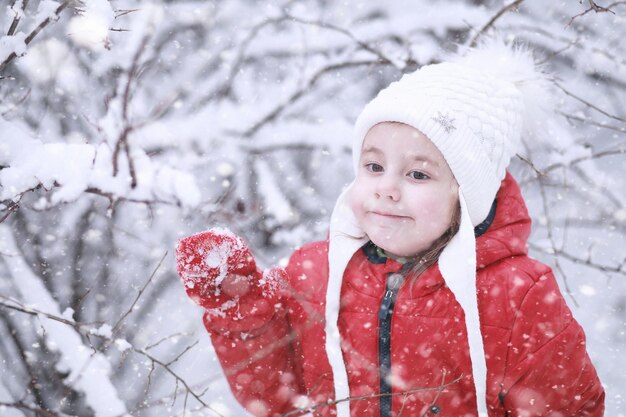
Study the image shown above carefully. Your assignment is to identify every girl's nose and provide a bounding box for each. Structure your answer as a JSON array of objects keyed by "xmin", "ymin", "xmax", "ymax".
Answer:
[{"xmin": 375, "ymin": 176, "xmax": 400, "ymax": 202}]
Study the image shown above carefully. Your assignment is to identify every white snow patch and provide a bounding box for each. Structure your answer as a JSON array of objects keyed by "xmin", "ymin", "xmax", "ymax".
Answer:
[
  {"xmin": 67, "ymin": 0, "xmax": 114, "ymax": 50},
  {"xmin": 114, "ymin": 339, "xmax": 132, "ymax": 352},
  {"xmin": 90, "ymin": 324, "xmax": 113, "ymax": 338},
  {"xmin": 0, "ymin": 32, "xmax": 27, "ymax": 63},
  {"xmin": 579, "ymin": 285, "xmax": 596, "ymax": 297}
]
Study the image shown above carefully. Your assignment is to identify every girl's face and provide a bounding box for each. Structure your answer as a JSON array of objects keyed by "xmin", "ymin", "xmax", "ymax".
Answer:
[{"xmin": 349, "ymin": 122, "xmax": 459, "ymax": 258}]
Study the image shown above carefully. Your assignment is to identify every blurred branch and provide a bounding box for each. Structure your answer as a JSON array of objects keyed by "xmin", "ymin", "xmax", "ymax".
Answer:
[
  {"xmin": 516, "ymin": 153, "xmax": 547, "ymax": 177},
  {"xmin": 559, "ymin": 111, "xmax": 626, "ymax": 134},
  {"xmin": 555, "ymin": 81, "xmax": 626, "ymax": 123},
  {"xmin": 567, "ymin": 1, "xmax": 626, "ymax": 27},
  {"xmin": 509, "ymin": 23, "xmax": 626, "ymax": 67},
  {"xmin": 0, "ymin": 0, "xmax": 73, "ymax": 74},
  {"xmin": 6, "ymin": 0, "xmax": 30, "ymax": 36},
  {"xmin": 0, "ymin": 400, "xmax": 60, "ymax": 417},
  {"xmin": 469, "ymin": 0, "xmax": 525, "ymax": 47},
  {"xmin": 114, "ymin": 8, "xmax": 141, "ymax": 18},
  {"xmin": 279, "ymin": 373, "xmax": 462, "ymax": 417},
  {"xmin": 283, "ymin": 12, "xmax": 400, "ymax": 67},
  {"xmin": 211, "ymin": 11, "xmax": 405, "ymax": 103},
  {"xmin": 536, "ymin": 176, "xmax": 579, "ymax": 307},
  {"xmin": 112, "ymin": 33, "xmax": 153, "ymax": 188},
  {"xmin": 0, "ymin": 296, "xmax": 88, "ymax": 330},
  {"xmin": 0, "ymin": 184, "xmax": 44, "ymax": 224},
  {"xmin": 528, "ymin": 241, "xmax": 626, "ymax": 277},
  {"xmin": 542, "ymin": 146, "xmax": 625, "ymax": 174},
  {"xmin": 112, "ymin": 251, "xmax": 168, "ymax": 335},
  {"xmin": 243, "ymin": 59, "xmax": 382, "ymax": 137},
  {"xmin": 0, "ymin": 200, "xmax": 20, "ymax": 224}
]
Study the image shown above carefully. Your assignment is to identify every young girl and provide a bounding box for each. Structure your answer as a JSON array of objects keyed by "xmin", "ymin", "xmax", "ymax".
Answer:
[{"xmin": 176, "ymin": 40, "xmax": 605, "ymax": 417}]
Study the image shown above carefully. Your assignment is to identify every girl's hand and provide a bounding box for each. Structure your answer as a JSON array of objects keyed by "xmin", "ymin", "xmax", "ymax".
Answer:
[
  {"xmin": 175, "ymin": 228, "xmax": 285, "ymax": 311},
  {"xmin": 220, "ymin": 273, "xmax": 253, "ymax": 298}
]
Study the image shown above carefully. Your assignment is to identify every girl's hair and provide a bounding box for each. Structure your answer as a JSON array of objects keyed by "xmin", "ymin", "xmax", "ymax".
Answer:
[{"xmin": 405, "ymin": 199, "xmax": 462, "ymax": 280}]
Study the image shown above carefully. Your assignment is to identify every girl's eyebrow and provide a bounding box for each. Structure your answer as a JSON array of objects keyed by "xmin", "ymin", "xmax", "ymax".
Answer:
[
  {"xmin": 409, "ymin": 154, "xmax": 440, "ymax": 168},
  {"xmin": 361, "ymin": 145, "xmax": 383, "ymax": 155},
  {"xmin": 362, "ymin": 145, "xmax": 440, "ymax": 168}
]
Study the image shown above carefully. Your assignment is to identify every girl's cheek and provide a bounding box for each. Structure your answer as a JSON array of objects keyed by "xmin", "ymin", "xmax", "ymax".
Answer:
[{"xmin": 347, "ymin": 185, "xmax": 361, "ymax": 213}]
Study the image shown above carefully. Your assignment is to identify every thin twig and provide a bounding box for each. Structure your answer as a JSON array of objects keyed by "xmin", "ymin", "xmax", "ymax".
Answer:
[
  {"xmin": 165, "ymin": 340, "xmax": 199, "ymax": 367},
  {"xmin": 515, "ymin": 153, "xmax": 547, "ymax": 177},
  {"xmin": 469, "ymin": 0, "xmax": 525, "ymax": 47},
  {"xmin": 115, "ymin": 8, "xmax": 141, "ymax": 18},
  {"xmin": 0, "ymin": 200, "xmax": 20, "ymax": 224},
  {"xmin": 145, "ymin": 332, "xmax": 192, "ymax": 350},
  {"xmin": 0, "ymin": 297, "xmax": 85, "ymax": 330},
  {"xmin": 0, "ymin": 401, "xmax": 60, "ymax": 417},
  {"xmin": 284, "ymin": 13, "xmax": 397, "ymax": 67},
  {"xmin": 528, "ymin": 242, "xmax": 626, "ymax": 276},
  {"xmin": 6, "ymin": 0, "xmax": 30, "ymax": 36},
  {"xmin": 567, "ymin": 1, "xmax": 626, "ymax": 27},
  {"xmin": 554, "ymin": 81, "xmax": 626, "ymax": 123},
  {"xmin": 243, "ymin": 59, "xmax": 383, "ymax": 137},
  {"xmin": 541, "ymin": 147, "xmax": 625, "ymax": 174},
  {"xmin": 112, "ymin": 251, "xmax": 168, "ymax": 335},
  {"xmin": 112, "ymin": 33, "xmax": 152, "ymax": 186},
  {"xmin": 559, "ymin": 111, "xmax": 626, "ymax": 134},
  {"xmin": 536, "ymin": 176, "xmax": 579, "ymax": 307},
  {"xmin": 279, "ymin": 375, "xmax": 463, "ymax": 417}
]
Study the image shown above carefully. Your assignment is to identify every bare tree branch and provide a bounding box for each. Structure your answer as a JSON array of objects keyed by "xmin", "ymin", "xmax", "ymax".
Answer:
[
  {"xmin": 0, "ymin": 400, "xmax": 61, "ymax": 417},
  {"xmin": 567, "ymin": 0, "xmax": 626, "ymax": 27},
  {"xmin": 559, "ymin": 111, "xmax": 626, "ymax": 134},
  {"xmin": 0, "ymin": 0, "xmax": 73, "ymax": 74},
  {"xmin": 535, "ymin": 174, "xmax": 580, "ymax": 306},
  {"xmin": 111, "ymin": 251, "xmax": 168, "ymax": 335},
  {"xmin": 6, "ymin": 0, "xmax": 30, "ymax": 36},
  {"xmin": 469, "ymin": 0, "xmax": 525, "ymax": 47},
  {"xmin": 528, "ymin": 241, "xmax": 626, "ymax": 277},
  {"xmin": 243, "ymin": 59, "xmax": 383, "ymax": 137},
  {"xmin": 554, "ymin": 81, "xmax": 626, "ymax": 123}
]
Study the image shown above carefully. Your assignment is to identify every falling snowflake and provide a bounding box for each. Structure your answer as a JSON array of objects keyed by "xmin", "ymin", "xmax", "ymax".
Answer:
[{"xmin": 432, "ymin": 111, "xmax": 457, "ymax": 133}]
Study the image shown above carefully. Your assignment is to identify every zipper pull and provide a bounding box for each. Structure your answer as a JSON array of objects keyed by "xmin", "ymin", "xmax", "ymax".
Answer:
[{"xmin": 379, "ymin": 273, "xmax": 404, "ymax": 320}]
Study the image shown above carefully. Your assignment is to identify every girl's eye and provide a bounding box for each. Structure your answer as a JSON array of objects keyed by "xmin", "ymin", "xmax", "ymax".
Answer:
[
  {"xmin": 365, "ymin": 163, "xmax": 383, "ymax": 173},
  {"xmin": 408, "ymin": 171, "xmax": 430, "ymax": 180}
]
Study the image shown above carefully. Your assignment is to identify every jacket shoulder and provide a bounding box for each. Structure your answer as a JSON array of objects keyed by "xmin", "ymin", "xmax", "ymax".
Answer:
[{"xmin": 479, "ymin": 255, "xmax": 558, "ymax": 328}]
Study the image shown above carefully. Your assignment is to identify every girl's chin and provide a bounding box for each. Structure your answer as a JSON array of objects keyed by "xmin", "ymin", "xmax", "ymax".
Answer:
[{"xmin": 370, "ymin": 239, "xmax": 411, "ymax": 258}]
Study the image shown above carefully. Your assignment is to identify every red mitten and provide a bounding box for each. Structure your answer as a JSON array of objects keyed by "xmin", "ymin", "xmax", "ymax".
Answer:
[{"xmin": 175, "ymin": 228, "xmax": 286, "ymax": 327}]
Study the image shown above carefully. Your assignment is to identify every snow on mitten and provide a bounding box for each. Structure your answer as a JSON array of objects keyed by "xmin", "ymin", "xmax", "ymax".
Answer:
[{"xmin": 175, "ymin": 228, "xmax": 285, "ymax": 325}]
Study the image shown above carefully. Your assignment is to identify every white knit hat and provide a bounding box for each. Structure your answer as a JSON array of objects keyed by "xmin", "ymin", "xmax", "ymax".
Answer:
[{"xmin": 325, "ymin": 38, "xmax": 552, "ymax": 417}]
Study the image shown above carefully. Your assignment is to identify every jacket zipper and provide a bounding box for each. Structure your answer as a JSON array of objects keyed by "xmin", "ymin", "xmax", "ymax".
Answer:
[{"xmin": 378, "ymin": 272, "xmax": 404, "ymax": 417}]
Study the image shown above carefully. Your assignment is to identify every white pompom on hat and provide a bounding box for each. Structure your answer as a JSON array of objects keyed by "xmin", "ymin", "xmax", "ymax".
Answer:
[{"xmin": 325, "ymin": 37, "xmax": 554, "ymax": 417}]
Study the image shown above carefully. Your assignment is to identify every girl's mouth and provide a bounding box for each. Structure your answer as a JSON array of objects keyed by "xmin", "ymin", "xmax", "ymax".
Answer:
[{"xmin": 370, "ymin": 211, "xmax": 410, "ymax": 219}]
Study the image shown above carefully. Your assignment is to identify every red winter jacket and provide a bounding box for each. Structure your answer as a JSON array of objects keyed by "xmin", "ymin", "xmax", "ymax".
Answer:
[{"xmin": 202, "ymin": 173, "xmax": 604, "ymax": 417}]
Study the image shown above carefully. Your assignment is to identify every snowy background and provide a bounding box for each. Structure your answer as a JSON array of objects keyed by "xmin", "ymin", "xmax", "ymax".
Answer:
[{"xmin": 0, "ymin": 1, "xmax": 624, "ymax": 416}]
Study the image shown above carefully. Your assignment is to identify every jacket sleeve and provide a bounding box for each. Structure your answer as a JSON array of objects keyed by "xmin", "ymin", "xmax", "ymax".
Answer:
[
  {"xmin": 498, "ymin": 265, "xmax": 605, "ymax": 417},
  {"xmin": 203, "ymin": 264, "xmax": 306, "ymax": 416}
]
